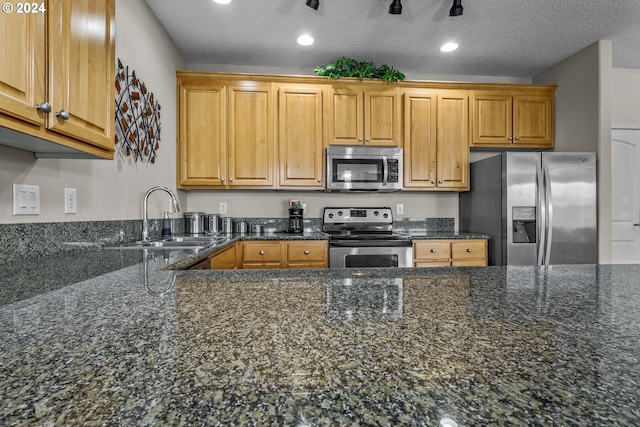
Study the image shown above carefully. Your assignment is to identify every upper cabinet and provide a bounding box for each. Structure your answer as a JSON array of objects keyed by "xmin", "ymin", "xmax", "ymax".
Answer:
[
  {"xmin": 470, "ymin": 87, "xmax": 555, "ymax": 149},
  {"xmin": 0, "ymin": 0, "xmax": 115, "ymax": 158},
  {"xmin": 277, "ymin": 84, "xmax": 325, "ymax": 189},
  {"xmin": 403, "ymin": 89, "xmax": 469, "ymax": 190},
  {"xmin": 176, "ymin": 72, "xmax": 555, "ymax": 191},
  {"xmin": 327, "ymin": 85, "xmax": 401, "ymax": 147},
  {"xmin": 177, "ymin": 75, "xmax": 276, "ymax": 189}
]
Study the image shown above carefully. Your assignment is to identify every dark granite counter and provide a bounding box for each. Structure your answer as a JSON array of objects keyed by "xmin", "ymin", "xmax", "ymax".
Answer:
[{"xmin": 1, "ymin": 252, "xmax": 639, "ymax": 425}]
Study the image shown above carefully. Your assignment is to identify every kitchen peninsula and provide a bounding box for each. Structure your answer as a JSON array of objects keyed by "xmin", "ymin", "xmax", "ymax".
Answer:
[{"xmin": 1, "ymin": 244, "xmax": 639, "ymax": 426}]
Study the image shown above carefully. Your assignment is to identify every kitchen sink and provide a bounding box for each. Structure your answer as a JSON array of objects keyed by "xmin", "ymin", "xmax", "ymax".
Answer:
[{"xmin": 108, "ymin": 235, "xmax": 232, "ymax": 250}]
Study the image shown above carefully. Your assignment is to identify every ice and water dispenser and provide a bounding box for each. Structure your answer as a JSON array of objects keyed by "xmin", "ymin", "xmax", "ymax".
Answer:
[{"xmin": 512, "ymin": 207, "xmax": 536, "ymax": 243}]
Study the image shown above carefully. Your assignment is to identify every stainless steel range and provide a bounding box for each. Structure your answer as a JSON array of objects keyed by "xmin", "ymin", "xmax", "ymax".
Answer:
[{"xmin": 323, "ymin": 207, "xmax": 413, "ymax": 268}]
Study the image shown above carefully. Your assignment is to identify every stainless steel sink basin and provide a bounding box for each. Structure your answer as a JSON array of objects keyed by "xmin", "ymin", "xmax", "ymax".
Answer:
[{"xmin": 107, "ymin": 235, "xmax": 231, "ymax": 250}]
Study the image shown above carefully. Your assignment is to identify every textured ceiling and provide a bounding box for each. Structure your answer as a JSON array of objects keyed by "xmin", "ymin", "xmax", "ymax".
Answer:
[{"xmin": 144, "ymin": 0, "xmax": 640, "ymax": 78}]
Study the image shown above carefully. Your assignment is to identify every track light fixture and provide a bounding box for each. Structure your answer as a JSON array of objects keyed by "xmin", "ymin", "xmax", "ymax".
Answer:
[
  {"xmin": 449, "ymin": 0, "xmax": 463, "ymax": 17},
  {"xmin": 306, "ymin": 0, "xmax": 319, "ymax": 10},
  {"xmin": 389, "ymin": 0, "xmax": 402, "ymax": 15}
]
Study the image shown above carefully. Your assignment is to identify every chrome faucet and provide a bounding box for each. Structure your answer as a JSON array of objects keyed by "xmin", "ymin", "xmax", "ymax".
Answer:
[{"xmin": 142, "ymin": 186, "xmax": 180, "ymax": 241}]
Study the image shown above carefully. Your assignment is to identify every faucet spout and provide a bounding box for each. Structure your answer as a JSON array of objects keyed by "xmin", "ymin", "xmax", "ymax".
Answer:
[{"xmin": 142, "ymin": 186, "xmax": 181, "ymax": 241}]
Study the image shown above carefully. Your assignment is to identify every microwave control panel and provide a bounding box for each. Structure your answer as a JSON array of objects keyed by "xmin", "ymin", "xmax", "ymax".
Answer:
[{"xmin": 387, "ymin": 159, "xmax": 399, "ymax": 183}]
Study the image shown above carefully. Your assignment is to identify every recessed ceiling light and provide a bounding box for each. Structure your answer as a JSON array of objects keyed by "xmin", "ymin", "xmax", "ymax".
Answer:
[
  {"xmin": 212, "ymin": 0, "xmax": 232, "ymax": 4},
  {"xmin": 440, "ymin": 42, "xmax": 459, "ymax": 52},
  {"xmin": 297, "ymin": 34, "xmax": 315, "ymax": 46}
]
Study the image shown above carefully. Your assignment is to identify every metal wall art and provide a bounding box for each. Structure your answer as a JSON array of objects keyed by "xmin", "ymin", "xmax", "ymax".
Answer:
[{"xmin": 115, "ymin": 59, "xmax": 161, "ymax": 163}]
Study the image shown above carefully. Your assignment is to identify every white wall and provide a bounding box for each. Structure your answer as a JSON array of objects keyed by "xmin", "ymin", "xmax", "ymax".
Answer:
[
  {"xmin": 612, "ymin": 68, "xmax": 640, "ymax": 125},
  {"xmin": 0, "ymin": 0, "xmax": 186, "ymax": 223},
  {"xmin": 533, "ymin": 40, "xmax": 613, "ymax": 263}
]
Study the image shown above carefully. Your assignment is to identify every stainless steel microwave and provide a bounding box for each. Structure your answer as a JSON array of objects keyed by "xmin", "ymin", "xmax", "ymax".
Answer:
[{"xmin": 326, "ymin": 146, "xmax": 403, "ymax": 191}]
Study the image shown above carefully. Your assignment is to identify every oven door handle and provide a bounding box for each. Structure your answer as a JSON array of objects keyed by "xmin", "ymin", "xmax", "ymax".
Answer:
[{"xmin": 330, "ymin": 240, "xmax": 412, "ymax": 248}]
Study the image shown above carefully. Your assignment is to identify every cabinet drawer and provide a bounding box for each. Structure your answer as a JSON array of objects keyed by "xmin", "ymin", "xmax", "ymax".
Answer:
[
  {"xmin": 413, "ymin": 241, "xmax": 451, "ymax": 261},
  {"xmin": 287, "ymin": 241, "xmax": 327, "ymax": 262},
  {"xmin": 415, "ymin": 261, "xmax": 452, "ymax": 268},
  {"xmin": 451, "ymin": 240, "xmax": 486, "ymax": 260},
  {"xmin": 241, "ymin": 242, "xmax": 282, "ymax": 262}
]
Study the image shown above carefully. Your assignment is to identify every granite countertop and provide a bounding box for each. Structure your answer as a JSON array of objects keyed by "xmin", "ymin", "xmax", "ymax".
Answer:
[{"xmin": 1, "ymin": 246, "xmax": 639, "ymax": 426}]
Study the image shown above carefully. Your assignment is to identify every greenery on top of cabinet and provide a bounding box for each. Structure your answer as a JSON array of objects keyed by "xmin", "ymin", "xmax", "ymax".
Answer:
[{"xmin": 314, "ymin": 57, "xmax": 405, "ymax": 82}]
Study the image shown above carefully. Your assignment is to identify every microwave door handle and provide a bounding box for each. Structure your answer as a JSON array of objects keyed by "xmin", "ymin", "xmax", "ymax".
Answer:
[{"xmin": 382, "ymin": 156, "xmax": 388, "ymax": 187}]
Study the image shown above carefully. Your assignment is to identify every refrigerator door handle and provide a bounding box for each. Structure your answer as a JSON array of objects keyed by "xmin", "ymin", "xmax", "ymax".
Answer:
[
  {"xmin": 543, "ymin": 162, "xmax": 554, "ymax": 265},
  {"xmin": 536, "ymin": 160, "xmax": 546, "ymax": 265}
]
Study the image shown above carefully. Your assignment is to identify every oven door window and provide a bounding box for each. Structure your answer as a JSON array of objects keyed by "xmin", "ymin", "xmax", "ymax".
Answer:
[
  {"xmin": 332, "ymin": 159, "xmax": 384, "ymax": 183},
  {"xmin": 345, "ymin": 254, "xmax": 398, "ymax": 268}
]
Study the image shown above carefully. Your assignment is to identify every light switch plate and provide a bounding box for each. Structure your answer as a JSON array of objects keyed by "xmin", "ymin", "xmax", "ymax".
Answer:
[
  {"xmin": 13, "ymin": 184, "xmax": 40, "ymax": 215},
  {"xmin": 219, "ymin": 202, "xmax": 227, "ymax": 214}
]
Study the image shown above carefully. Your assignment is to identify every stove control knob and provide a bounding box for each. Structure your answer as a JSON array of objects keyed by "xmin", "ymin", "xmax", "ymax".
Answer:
[
  {"xmin": 383, "ymin": 213, "xmax": 389, "ymax": 218},
  {"xmin": 338, "ymin": 211, "xmax": 343, "ymax": 216},
  {"xmin": 373, "ymin": 211, "xmax": 379, "ymax": 216},
  {"xmin": 328, "ymin": 213, "xmax": 334, "ymax": 218}
]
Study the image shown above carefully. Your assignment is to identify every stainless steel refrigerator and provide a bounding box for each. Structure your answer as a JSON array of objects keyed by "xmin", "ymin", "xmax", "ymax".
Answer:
[{"xmin": 460, "ymin": 152, "xmax": 597, "ymax": 265}]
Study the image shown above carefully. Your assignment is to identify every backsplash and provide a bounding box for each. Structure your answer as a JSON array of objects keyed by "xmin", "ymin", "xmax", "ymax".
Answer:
[{"xmin": 0, "ymin": 217, "xmax": 454, "ymax": 264}]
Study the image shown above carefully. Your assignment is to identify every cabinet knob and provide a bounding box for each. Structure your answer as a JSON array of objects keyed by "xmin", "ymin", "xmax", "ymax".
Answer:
[
  {"xmin": 515, "ymin": 136, "xmax": 520, "ymax": 140},
  {"xmin": 431, "ymin": 180, "xmax": 436, "ymax": 184},
  {"xmin": 430, "ymin": 249, "xmax": 436, "ymax": 253},
  {"xmin": 366, "ymin": 138, "xmax": 371, "ymax": 142},
  {"xmin": 438, "ymin": 180, "xmax": 443, "ymax": 184},
  {"xmin": 467, "ymin": 248, "xmax": 473, "ymax": 252},
  {"xmin": 508, "ymin": 136, "xmax": 513, "ymax": 140},
  {"xmin": 221, "ymin": 178, "xmax": 225, "ymax": 182},
  {"xmin": 259, "ymin": 250, "xmax": 265, "ymax": 255},
  {"xmin": 317, "ymin": 179, "xmax": 322, "ymax": 183},
  {"xmin": 35, "ymin": 102, "xmax": 51, "ymax": 113},
  {"xmin": 304, "ymin": 250, "xmax": 310, "ymax": 255},
  {"xmin": 229, "ymin": 178, "xmax": 233, "ymax": 182},
  {"xmin": 56, "ymin": 110, "xmax": 70, "ymax": 120}
]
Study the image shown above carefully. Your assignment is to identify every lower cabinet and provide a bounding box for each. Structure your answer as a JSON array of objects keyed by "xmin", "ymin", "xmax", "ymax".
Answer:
[
  {"xmin": 189, "ymin": 240, "xmax": 329, "ymax": 270},
  {"xmin": 413, "ymin": 239, "xmax": 487, "ymax": 267},
  {"xmin": 241, "ymin": 240, "xmax": 328, "ymax": 269}
]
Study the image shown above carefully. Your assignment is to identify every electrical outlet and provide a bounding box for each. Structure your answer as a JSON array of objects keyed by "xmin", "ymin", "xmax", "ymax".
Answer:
[
  {"xmin": 396, "ymin": 204, "xmax": 404, "ymax": 215},
  {"xmin": 219, "ymin": 202, "xmax": 227, "ymax": 214},
  {"xmin": 65, "ymin": 188, "xmax": 77, "ymax": 214},
  {"xmin": 13, "ymin": 184, "xmax": 40, "ymax": 215},
  {"xmin": 302, "ymin": 203, "xmax": 307, "ymax": 215}
]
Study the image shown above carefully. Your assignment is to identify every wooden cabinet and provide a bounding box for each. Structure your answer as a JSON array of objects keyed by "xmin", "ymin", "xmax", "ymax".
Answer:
[
  {"xmin": 327, "ymin": 85, "xmax": 401, "ymax": 147},
  {"xmin": 240, "ymin": 240, "xmax": 328, "ymax": 269},
  {"xmin": 209, "ymin": 242, "xmax": 238, "ymax": 269},
  {"xmin": 277, "ymin": 84, "xmax": 325, "ymax": 188},
  {"xmin": 286, "ymin": 240, "xmax": 328, "ymax": 268},
  {"xmin": 177, "ymin": 76, "xmax": 276, "ymax": 189},
  {"xmin": 402, "ymin": 89, "xmax": 469, "ymax": 190},
  {"xmin": 470, "ymin": 88, "xmax": 554, "ymax": 148},
  {"xmin": 413, "ymin": 239, "xmax": 487, "ymax": 267},
  {"xmin": 178, "ymin": 81, "xmax": 227, "ymax": 187},
  {"xmin": 241, "ymin": 241, "xmax": 284, "ymax": 269},
  {"xmin": 0, "ymin": 0, "xmax": 114, "ymax": 158}
]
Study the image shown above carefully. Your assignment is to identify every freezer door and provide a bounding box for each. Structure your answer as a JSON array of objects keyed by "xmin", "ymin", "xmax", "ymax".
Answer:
[
  {"xmin": 542, "ymin": 152, "xmax": 597, "ymax": 264},
  {"xmin": 505, "ymin": 152, "xmax": 540, "ymax": 265}
]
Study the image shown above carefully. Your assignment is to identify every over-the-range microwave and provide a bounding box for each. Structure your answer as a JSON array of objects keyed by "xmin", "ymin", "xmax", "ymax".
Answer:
[{"xmin": 326, "ymin": 146, "xmax": 403, "ymax": 192}]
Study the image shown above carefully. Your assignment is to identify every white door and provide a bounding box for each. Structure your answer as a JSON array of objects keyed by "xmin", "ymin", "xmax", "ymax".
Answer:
[{"xmin": 611, "ymin": 127, "xmax": 640, "ymax": 263}]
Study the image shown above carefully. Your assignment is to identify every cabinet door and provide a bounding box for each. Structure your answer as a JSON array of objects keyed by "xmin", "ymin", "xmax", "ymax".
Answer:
[
  {"xmin": 437, "ymin": 91, "xmax": 469, "ymax": 190},
  {"xmin": 513, "ymin": 95, "xmax": 553, "ymax": 147},
  {"xmin": 0, "ymin": 10, "xmax": 45, "ymax": 125},
  {"xmin": 209, "ymin": 243, "xmax": 237, "ymax": 269},
  {"xmin": 48, "ymin": 0, "xmax": 114, "ymax": 150},
  {"xmin": 470, "ymin": 92, "xmax": 512, "ymax": 146},
  {"xmin": 228, "ymin": 82, "xmax": 275, "ymax": 187},
  {"xmin": 286, "ymin": 240, "xmax": 328, "ymax": 267},
  {"xmin": 365, "ymin": 89, "xmax": 401, "ymax": 147},
  {"xmin": 277, "ymin": 84, "xmax": 325, "ymax": 188},
  {"xmin": 402, "ymin": 90, "xmax": 437, "ymax": 189},
  {"xmin": 327, "ymin": 86, "xmax": 363, "ymax": 145},
  {"xmin": 178, "ymin": 82, "xmax": 227, "ymax": 187}
]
